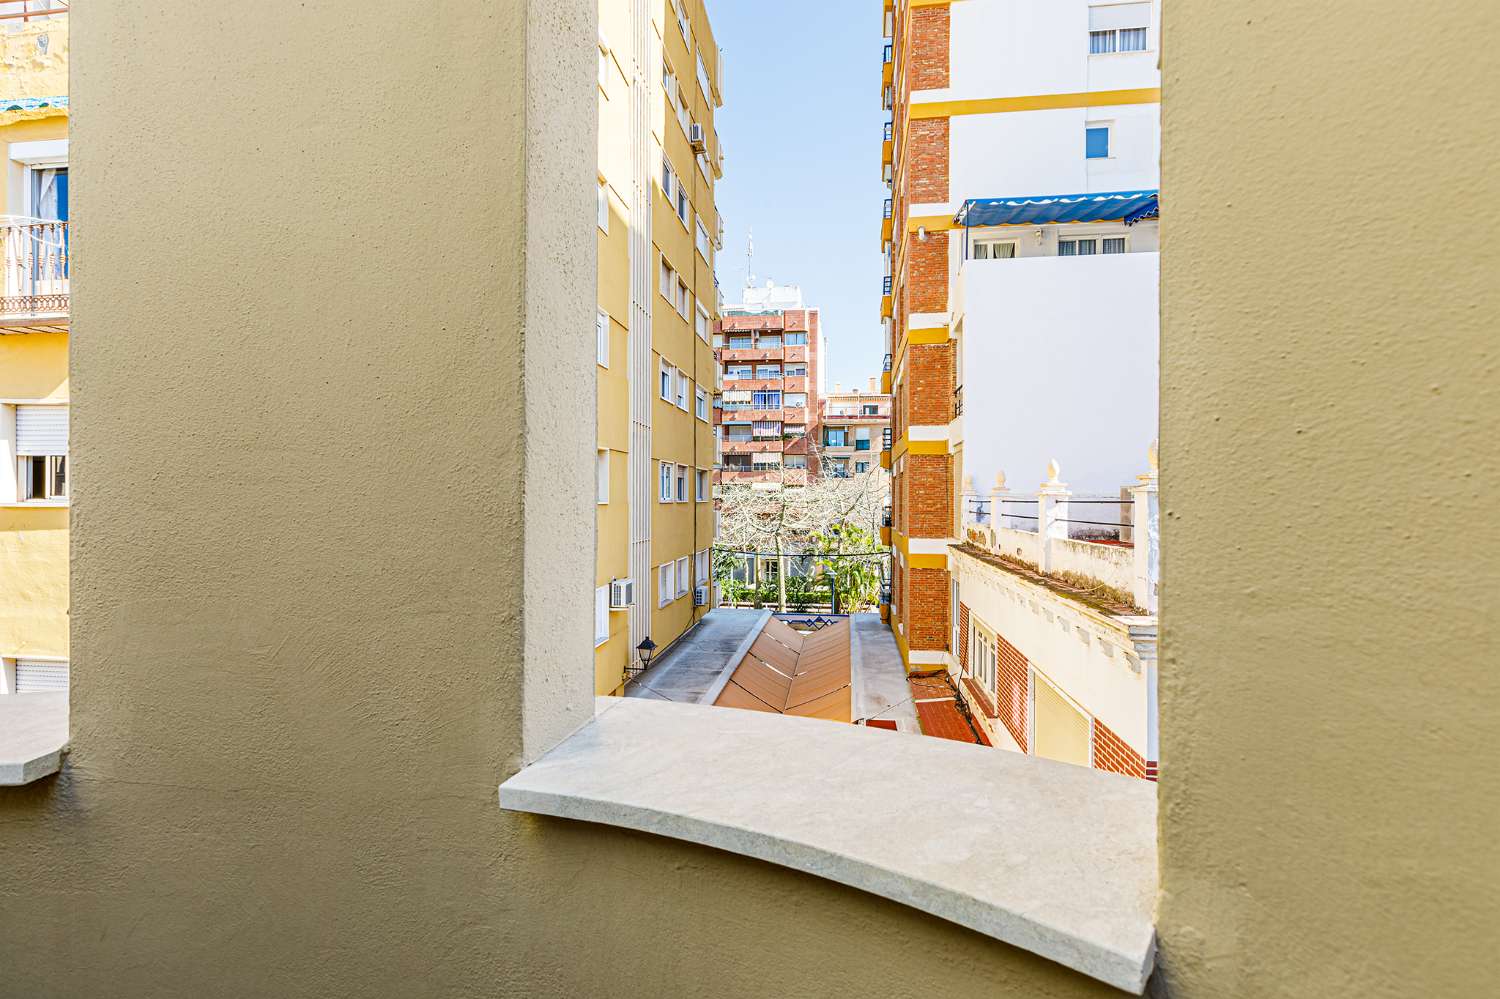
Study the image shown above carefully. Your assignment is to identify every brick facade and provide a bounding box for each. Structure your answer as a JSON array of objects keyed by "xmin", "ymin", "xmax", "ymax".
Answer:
[
  {"xmin": 1092, "ymin": 717, "xmax": 1150, "ymax": 781},
  {"xmin": 904, "ymin": 342, "xmax": 953, "ymax": 425},
  {"xmin": 907, "ymin": 6, "xmax": 950, "ymax": 92},
  {"xmin": 905, "ymin": 566, "xmax": 949, "ymax": 651},
  {"xmin": 905, "ymin": 453, "xmax": 951, "ymax": 538},
  {"xmin": 906, "ymin": 230, "xmax": 949, "ymax": 314},
  {"xmin": 996, "ymin": 633, "xmax": 1029, "ymax": 752},
  {"xmin": 907, "ymin": 118, "xmax": 950, "ymax": 204}
]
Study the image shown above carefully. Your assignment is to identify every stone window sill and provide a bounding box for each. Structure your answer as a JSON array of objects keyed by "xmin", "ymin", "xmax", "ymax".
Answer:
[
  {"xmin": 500, "ymin": 696, "xmax": 1156, "ymax": 993},
  {"xmin": 0, "ymin": 692, "xmax": 68, "ymax": 785}
]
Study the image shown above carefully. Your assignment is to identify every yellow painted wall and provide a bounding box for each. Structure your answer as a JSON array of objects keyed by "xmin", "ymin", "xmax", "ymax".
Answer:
[
  {"xmin": 0, "ymin": 331, "xmax": 68, "ymax": 400},
  {"xmin": 1158, "ymin": 1, "xmax": 1498, "ymax": 995},
  {"xmin": 0, "ymin": 17, "xmax": 68, "ymax": 104}
]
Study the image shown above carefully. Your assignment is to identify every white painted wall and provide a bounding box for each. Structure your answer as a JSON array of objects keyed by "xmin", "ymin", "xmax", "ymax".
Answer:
[
  {"xmin": 957, "ymin": 252, "xmax": 1158, "ymax": 495},
  {"xmin": 954, "ymin": 550, "xmax": 1148, "ymax": 751}
]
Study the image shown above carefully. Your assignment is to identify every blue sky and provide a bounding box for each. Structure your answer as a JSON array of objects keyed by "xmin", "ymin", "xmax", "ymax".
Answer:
[{"xmin": 706, "ymin": 0, "xmax": 888, "ymax": 392}]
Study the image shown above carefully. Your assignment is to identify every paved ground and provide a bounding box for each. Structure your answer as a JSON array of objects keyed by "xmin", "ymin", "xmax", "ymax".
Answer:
[
  {"xmin": 850, "ymin": 614, "xmax": 921, "ymax": 733},
  {"xmin": 624, "ymin": 608, "xmax": 765, "ymax": 704}
]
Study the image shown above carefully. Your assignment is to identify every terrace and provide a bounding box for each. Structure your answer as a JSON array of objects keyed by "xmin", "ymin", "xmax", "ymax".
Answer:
[{"xmin": 1, "ymin": 217, "xmax": 69, "ymax": 332}]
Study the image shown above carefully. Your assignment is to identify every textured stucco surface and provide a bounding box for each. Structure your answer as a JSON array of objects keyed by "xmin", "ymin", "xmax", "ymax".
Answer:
[
  {"xmin": 0, "ymin": 3, "xmax": 1128, "ymax": 997},
  {"xmin": 1157, "ymin": 1, "xmax": 1500, "ymax": 996}
]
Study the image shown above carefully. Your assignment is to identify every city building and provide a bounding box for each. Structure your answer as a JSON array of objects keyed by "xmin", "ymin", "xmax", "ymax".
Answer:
[
  {"xmin": 714, "ymin": 281, "xmax": 823, "ymax": 488},
  {"xmin": 594, "ymin": 0, "xmax": 724, "ymax": 694},
  {"xmin": 0, "ymin": 2, "xmax": 68, "ymax": 695},
  {"xmin": 881, "ymin": 0, "xmax": 1160, "ymax": 710},
  {"xmin": 818, "ymin": 377, "xmax": 891, "ymax": 478}
]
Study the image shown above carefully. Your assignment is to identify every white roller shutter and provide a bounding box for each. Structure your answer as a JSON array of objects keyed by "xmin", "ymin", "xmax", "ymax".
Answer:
[
  {"xmin": 16, "ymin": 405, "xmax": 68, "ymax": 456},
  {"xmin": 14, "ymin": 659, "xmax": 68, "ymax": 693},
  {"xmin": 1090, "ymin": 3, "xmax": 1150, "ymax": 30}
]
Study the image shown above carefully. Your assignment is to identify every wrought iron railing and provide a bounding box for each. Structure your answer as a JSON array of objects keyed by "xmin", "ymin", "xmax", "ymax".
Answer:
[
  {"xmin": 954, "ymin": 385, "xmax": 964, "ymax": 416},
  {"xmin": 0, "ymin": 2, "xmax": 69, "ymax": 21},
  {"xmin": 2, "ymin": 217, "xmax": 69, "ymax": 320}
]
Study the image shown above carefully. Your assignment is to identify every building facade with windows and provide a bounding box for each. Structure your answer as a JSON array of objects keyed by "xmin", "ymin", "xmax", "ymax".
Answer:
[
  {"xmin": 0, "ymin": 4, "xmax": 69, "ymax": 695},
  {"xmin": 714, "ymin": 282, "xmax": 824, "ymax": 489},
  {"xmin": 594, "ymin": 0, "xmax": 724, "ymax": 694},
  {"xmin": 881, "ymin": 0, "xmax": 1160, "ymax": 678},
  {"xmin": 818, "ymin": 378, "xmax": 891, "ymax": 479}
]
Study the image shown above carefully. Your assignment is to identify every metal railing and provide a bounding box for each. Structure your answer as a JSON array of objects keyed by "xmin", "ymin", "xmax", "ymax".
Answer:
[
  {"xmin": 0, "ymin": 2, "xmax": 69, "ymax": 21},
  {"xmin": 2, "ymin": 217, "xmax": 69, "ymax": 319},
  {"xmin": 882, "ymin": 275, "xmax": 892, "ymax": 295},
  {"xmin": 883, "ymin": 120, "xmax": 893, "ymax": 142},
  {"xmin": 882, "ymin": 352, "xmax": 892, "ymax": 372},
  {"xmin": 882, "ymin": 198, "xmax": 893, "ymax": 220},
  {"xmin": 954, "ymin": 385, "xmax": 964, "ymax": 416},
  {"xmin": 882, "ymin": 42, "xmax": 892, "ymax": 64},
  {"xmin": 882, "ymin": 426, "xmax": 893, "ymax": 452}
]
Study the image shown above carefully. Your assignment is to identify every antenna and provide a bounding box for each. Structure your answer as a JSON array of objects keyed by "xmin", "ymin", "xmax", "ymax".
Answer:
[{"xmin": 745, "ymin": 229, "xmax": 755, "ymax": 290}]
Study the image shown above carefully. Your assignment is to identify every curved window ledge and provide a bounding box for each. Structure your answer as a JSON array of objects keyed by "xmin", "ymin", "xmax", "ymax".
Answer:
[
  {"xmin": 500, "ymin": 697, "xmax": 1156, "ymax": 993},
  {"xmin": 0, "ymin": 691, "xmax": 68, "ymax": 785}
]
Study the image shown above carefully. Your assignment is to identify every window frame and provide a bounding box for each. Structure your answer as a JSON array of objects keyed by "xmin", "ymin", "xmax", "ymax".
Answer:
[
  {"xmin": 660, "ymin": 461, "xmax": 674, "ymax": 503},
  {"xmin": 675, "ymin": 556, "xmax": 690, "ymax": 598},
  {"xmin": 596, "ymin": 310, "xmax": 610, "ymax": 368},
  {"xmin": 1086, "ymin": 123, "xmax": 1112, "ymax": 160},
  {"xmin": 596, "ymin": 449, "xmax": 610, "ymax": 505},
  {"xmin": 594, "ymin": 585, "xmax": 610, "ymax": 647},
  {"xmin": 597, "ymin": 180, "xmax": 610, "ymax": 232}
]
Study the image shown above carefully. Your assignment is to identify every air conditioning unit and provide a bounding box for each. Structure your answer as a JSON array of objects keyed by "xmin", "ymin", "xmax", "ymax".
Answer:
[
  {"xmin": 689, "ymin": 123, "xmax": 707, "ymax": 152},
  {"xmin": 693, "ymin": 585, "xmax": 709, "ymax": 607},
  {"xmin": 609, "ymin": 578, "xmax": 636, "ymax": 609}
]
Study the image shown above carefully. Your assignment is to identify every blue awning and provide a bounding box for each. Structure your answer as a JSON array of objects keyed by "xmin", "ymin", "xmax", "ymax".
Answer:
[{"xmin": 954, "ymin": 190, "xmax": 1158, "ymax": 228}]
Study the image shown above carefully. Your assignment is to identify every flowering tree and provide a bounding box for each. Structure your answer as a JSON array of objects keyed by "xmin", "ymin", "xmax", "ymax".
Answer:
[{"xmin": 714, "ymin": 446, "xmax": 890, "ymax": 611}]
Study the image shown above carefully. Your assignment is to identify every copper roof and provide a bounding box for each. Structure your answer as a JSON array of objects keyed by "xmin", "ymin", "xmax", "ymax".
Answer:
[{"xmin": 713, "ymin": 617, "xmax": 852, "ymax": 723}]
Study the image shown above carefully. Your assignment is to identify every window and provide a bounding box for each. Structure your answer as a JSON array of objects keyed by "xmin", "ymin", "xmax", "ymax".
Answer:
[
  {"xmin": 696, "ymin": 218, "xmax": 711, "ymax": 260},
  {"xmin": 862, "ymin": 404, "xmax": 879, "ymax": 416},
  {"xmin": 597, "ymin": 181, "xmax": 610, "ymax": 231},
  {"xmin": 728, "ymin": 335, "xmax": 752, "ymax": 349},
  {"xmin": 696, "ymin": 388, "xmax": 708, "ymax": 421},
  {"xmin": 784, "ymin": 363, "xmax": 807, "ymax": 377},
  {"xmin": 754, "ymin": 364, "xmax": 780, "ymax": 379},
  {"xmin": 758, "ymin": 334, "xmax": 782, "ymax": 348},
  {"xmin": 783, "ymin": 392, "xmax": 806, "ymax": 409},
  {"xmin": 670, "ymin": 0, "xmax": 688, "ymax": 41},
  {"xmin": 696, "ymin": 469, "xmax": 708, "ymax": 501},
  {"xmin": 1059, "ymin": 236, "xmax": 1127, "ymax": 256},
  {"xmin": 751, "ymin": 420, "xmax": 780, "ymax": 438},
  {"xmin": 660, "ymin": 257, "xmax": 673, "ymax": 298},
  {"xmin": 659, "ymin": 562, "xmax": 675, "ymax": 606},
  {"xmin": 660, "ymin": 359, "xmax": 674, "ymax": 400},
  {"xmin": 675, "ymin": 464, "xmax": 688, "ymax": 503},
  {"xmin": 855, "ymin": 427, "xmax": 872, "ymax": 451},
  {"xmin": 596, "ymin": 310, "xmax": 609, "ymax": 367},
  {"xmin": 596, "ymin": 450, "xmax": 610, "ymax": 504},
  {"xmin": 676, "ymin": 556, "xmax": 690, "ymax": 597},
  {"xmin": 676, "ymin": 183, "xmax": 690, "ymax": 227},
  {"xmin": 825, "ymin": 428, "xmax": 848, "ymax": 447},
  {"xmin": 784, "ymin": 424, "xmax": 806, "ymax": 439},
  {"xmin": 676, "ymin": 369, "xmax": 690, "ymax": 410},
  {"xmin": 784, "ymin": 454, "xmax": 807, "ymax": 470},
  {"xmin": 594, "ymin": 585, "xmax": 610, "ymax": 647},
  {"xmin": 855, "ymin": 461, "xmax": 871, "ymax": 473},
  {"xmin": 751, "ymin": 390, "xmax": 782, "ymax": 411},
  {"xmin": 970, "ymin": 624, "xmax": 998, "ymax": 693},
  {"xmin": 784, "ymin": 332, "xmax": 807, "ymax": 345},
  {"xmin": 725, "ymin": 364, "xmax": 753, "ymax": 380},
  {"xmin": 974, "ymin": 238, "xmax": 1018, "ymax": 260},
  {"xmin": 695, "ymin": 303, "xmax": 710, "ymax": 341},
  {"xmin": 1088, "ymin": 4, "xmax": 1150, "ymax": 53},
  {"xmin": 660, "ymin": 461, "xmax": 673, "ymax": 502},
  {"xmin": 695, "ymin": 549, "xmax": 709, "ymax": 585},
  {"xmin": 677, "ymin": 277, "xmax": 691, "ymax": 319},
  {"xmin": 1086, "ymin": 125, "xmax": 1111, "ymax": 159},
  {"xmin": 12, "ymin": 405, "xmax": 68, "ymax": 503}
]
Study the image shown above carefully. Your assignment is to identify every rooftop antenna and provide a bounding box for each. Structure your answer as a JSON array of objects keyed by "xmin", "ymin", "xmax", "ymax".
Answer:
[{"xmin": 745, "ymin": 229, "xmax": 757, "ymax": 291}]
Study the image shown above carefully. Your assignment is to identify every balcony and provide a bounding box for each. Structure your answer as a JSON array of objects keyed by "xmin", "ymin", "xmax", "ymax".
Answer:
[
  {"xmin": 718, "ymin": 346, "xmax": 784, "ymax": 363},
  {"xmin": 719, "ymin": 468, "xmax": 808, "ymax": 487},
  {"xmin": 2, "ymin": 217, "xmax": 69, "ymax": 333},
  {"xmin": 721, "ymin": 377, "xmax": 784, "ymax": 392},
  {"xmin": 721, "ymin": 439, "xmax": 785, "ymax": 455},
  {"xmin": 722, "ymin": 408, "xmax": 784, "ymax": 423},
  {"xmin": 881, "ymin": 120, "xmax": 894, "ymax": 170}
]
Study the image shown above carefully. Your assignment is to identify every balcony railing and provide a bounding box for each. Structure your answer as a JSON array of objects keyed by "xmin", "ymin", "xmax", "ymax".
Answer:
[
  {"xmin": 0, "ymin": 2, "xmax": 69, "ymax": 21},
  {"xmin": 882, "ymin": 275, "xmax": 892, "ymax": 296},
  {"xmin": 883, "ymin": 198, "xmax": 893, "ymax": 220},
  {"xmin": 882, "ymin": 352, "xmax": 893, "ymax": 372},
  {"xmin": 2, "ymin": 217, "xmax": 69, "ymax": 325},
  {"xmin": 882, "ymin": 427, "xmax": 893, "ymax": 452},
  {"xmin": 883, "ymin": 121, "xmax": 893, "ymax": 142},
  {"xmin": 882, "ymin": 43, "xmax": 892, "ymax": 65},
  {"xmin": 955, "ymin": 385, "xmax": 964, "ymax": 417}
]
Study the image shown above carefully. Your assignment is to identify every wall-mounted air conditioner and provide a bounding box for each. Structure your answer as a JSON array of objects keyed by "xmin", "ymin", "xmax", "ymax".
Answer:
[
  {"xmin": 693, "ymin": 585, "xmax": 709, "ymax": 607},
  {"xmin": 689, "ymin": 123, "xmax": 707, "ymax": 152},
  {"xmin": 610, "ymin": 578, "xmax": 636, "ymax": 609}
]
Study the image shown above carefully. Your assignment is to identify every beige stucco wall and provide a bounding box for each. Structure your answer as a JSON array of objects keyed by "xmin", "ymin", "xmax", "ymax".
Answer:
[
  {"xmin": 1157, "ymin": 0, "xmax": 1499, "ymax": 995},
  {"xmin": 0, "ymin": 3, "xmax": 1121, "ymax": 997}
]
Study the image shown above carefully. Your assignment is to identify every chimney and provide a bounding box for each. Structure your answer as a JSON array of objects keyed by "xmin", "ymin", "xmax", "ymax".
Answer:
[
  {"xmin": 834, "ymin": 381, "xmax": 842, "ymax": 393},
  {"xmin": 868, "ymin": 376, "xmax": 877, "ymax": 393}
]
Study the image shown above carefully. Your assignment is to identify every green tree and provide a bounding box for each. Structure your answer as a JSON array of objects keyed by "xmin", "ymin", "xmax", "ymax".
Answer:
[{"xmin": 810, "ymin": 522, "xmax": 885, "ymax": 613}]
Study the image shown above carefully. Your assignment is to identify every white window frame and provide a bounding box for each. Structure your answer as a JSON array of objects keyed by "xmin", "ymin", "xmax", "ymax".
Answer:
[
  {"xmin": 594, "ymin": 585, "xmax": 610, "ymax": 647},
  {"xmin": 1059, "ymin": 232, "xmax": 1130, "ymax": 257},
  {"xmin": 675, "ymin": 556, "xmax": 691, "ymax": 598},
  {"xmin": 695, "ymin": 302, "xmax": 710, "ymax": 342},
  {"xmin": 972, "ymin": 236, "xmax": 1019, "ymax": 261},
  {"xmin": 660, "ymin": 359, "xmax": 674, "ymax": 401},
  {"xmin": 6, "ymin": 403, "xmax": 68, "ymax": 505},
  {"xmin": 596, "ymin": 310, "xmax": 610, "ymax": 367},
  {"xmin": 676, "ymin": 370, "xmax": 690, "ymax": 410},
  {"xmin": 970, "ymin": 622, "xmax": 998, "ymax": 695},
  {"xmin": 660, "ymin": 461, "xmax": 674, "ymax": 502},
  {"xmin": 1085, "ymin": 121, "xmax": 1113, "ymax": 160},
  {"xmin": 695, "ymin": 468, "xmax": 708, "ymax": 502},
  {"xmin": 658, "ymin": 562, "xmax": 675, "ymax": 607},
  {"xmin": 596, "ymin": 449, "xmax": 610, "ymax": 505},
  {"xmin": 675, "ymin": 464, "xmax": 688, "ymax": 503},
  {"xmin": 696, "ymin": 387, "xmax": 708, "ymax": 421}
]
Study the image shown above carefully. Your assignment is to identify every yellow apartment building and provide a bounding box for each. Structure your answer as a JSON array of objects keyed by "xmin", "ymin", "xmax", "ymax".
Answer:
[
  {"xmin": 0, "ymin": 4, "xmax": 68, "ymax": 694},
  {"xmin": 594, "ymin": 0, "xmax": 724, "ymax": 693}
]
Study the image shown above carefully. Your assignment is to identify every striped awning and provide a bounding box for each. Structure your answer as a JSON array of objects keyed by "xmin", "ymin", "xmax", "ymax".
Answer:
[{"xmin": 955, "ymin": 190, "xmax": 1158, "ymax": 228}]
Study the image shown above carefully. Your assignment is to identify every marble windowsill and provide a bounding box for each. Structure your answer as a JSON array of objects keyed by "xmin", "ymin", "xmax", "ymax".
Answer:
[
  {"xmin": 0, "ymin": 692, "xmax": 68, "ymax": 785},
  {"xmin": 500, "ymin": 696, "xmax": 1157, "ymax": 993}
]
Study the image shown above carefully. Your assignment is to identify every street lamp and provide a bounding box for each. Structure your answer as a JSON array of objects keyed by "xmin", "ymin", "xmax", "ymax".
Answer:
[{"xmin": 631, "ymin": 637, "xmax": 658, "ymax": 682}]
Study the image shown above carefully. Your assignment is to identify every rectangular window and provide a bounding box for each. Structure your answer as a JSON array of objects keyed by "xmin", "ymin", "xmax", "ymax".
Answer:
[
  {"xmin": 661, "ymin": 155, "xmax": 674, "ymax": 200},
  {"xmin": 1119, "ymin": 27, "xmax": 1147, "ymax": 51},
  {"xmin": 595, "ymin": 585, "xmax": 610, "ymax": 647},
  {"xmin": 13, "ymin": 404, "xmax": 68, "ymax": 503},
  {"xmin": 751, "ymin": 420, "xmax": 781, "ymax": 438},
  {"xmin": 783, "ymin": 332, "xmax": 807, "ymax": 345},
  {"xmin": 855, "ymin": 461, "xmax": 871, "ymax": 473},
  {"xmin": 596, "ymin": 310, "xmax": 609, "ymax": 367},
  {"xmin": 1059, "ymin": 238, "xmax": 1102, "ymax": 256},
  {"xmin": 754, "ymin": 364, "xmax": 780, "ymax": 379},
  {"xmin": 660, "ymin": 257, "xmax": 673, "ymax": 299},
  {"xmin": 1088, "ymin": 5, "xmax": 1150, "ymax": 54},
  {"xmin": 1088, "ymin": 29, "xmax": 1117, "ymax": 54},
  {"xmin": 660, "ymin": 360, "xmax": 673, "ymax": 400},
  {"xmin": 676, "ymin": 556, "xmax": 690, "ymax": 597},
  {"xmin": 696, "ymin": 469, "xmax": 708, "ymax": 501},
  {"xmin": 1086, "ymin": 125, "xmax": 1111, "ymax": 159},
  {"xmin": 784, "ymin": 363, "xmax": 807, "ymax": 377},
  {"xmin": 784, "ymin": 454, "xmax": 807, "ymax": 470},
  {"xmin": 783, "ymin": 392, "xmax": 806, "ymax": 409},
  {"xmin": 758, "ymin": 334, "xmax": 782, "ymax": 348},
  {"xmin": 725, "ymin": 365, "xmax": 753, "ymax": 380},
  {"xmin": 677, "ymin": 278, "xmax": 691, "ymax": 318},
  {"xmin": 676, "ymin": 370, "xmax": 690, "ymax": 410},
  {"xmin": 660, "ymin": 461, "xmax": 673, "ymax": 502},
  {"xmin": 695, "ymin": 303, "xmax": 710, "ymax": 341},
  {"xmin": 728, "ymin": 335, "xmax": 752, "ymax": 349},
  {"xmin": 973, "ymin": 238, "xmax": 1017, "ymax": 260},
  {"xmin": 695, "ymin": 548, "xmax": 709, "ymax": 585},
  {"xmin": 597, "ymin": 450, "xmax": 610, "ymax": 504},
  {"xmin": 784, "ymin": 424, "xmax": 806, "ymax": 439},
  {"xmin": 1103, "ymin": 237, "xmax": 1128, "ymax": 254},
  {"xmin": 751, "ymin": 390, "xmax": 782, "ymax": 411},
  {"xmin": 696, "ymin": 388, "xmax": 708, "ymax": 421},
  {"xmin": 696, "ymin": 218, "xmax": 711, "ymax": 259},
  {"xmin": 676, "ymin": 185, "xmax": 689, "ymax": 226},
  {"xmin": 970, "ymin": 625, "xmax": 998, "ymax": 693},
  {"xmin": 675, "ymin": 464, "xmax": 688, "ymax": 502},
  {"xmin": 597, "ymin": 181, "xmax": 610, "ymax": 232},
  {"xmin": 659, "ymin": 562, "xmax": 675, "ymax": 606}
]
